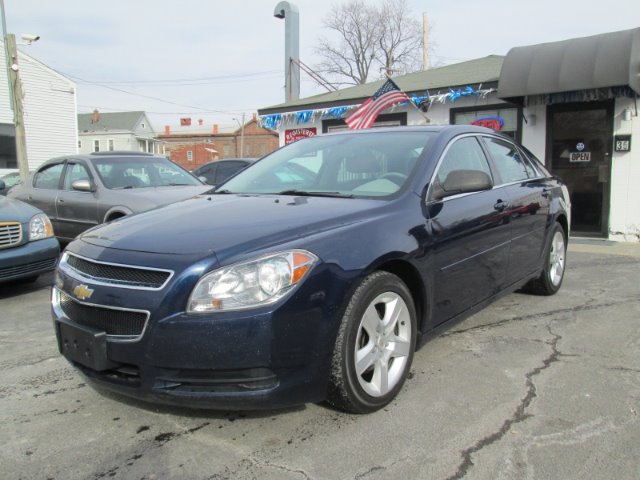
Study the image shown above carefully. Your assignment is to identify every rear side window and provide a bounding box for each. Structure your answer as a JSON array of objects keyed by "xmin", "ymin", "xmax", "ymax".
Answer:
[
  {"xmin": 483, "ymin": 137, "xmax": 531, "ymax": 184},
  {"xmin": 436, "ymin": 136, "xmax": 493, "ymax": 185},
  {"xmin": 33, "ymin": 163, "xmax": 64, "ymax": 189}
]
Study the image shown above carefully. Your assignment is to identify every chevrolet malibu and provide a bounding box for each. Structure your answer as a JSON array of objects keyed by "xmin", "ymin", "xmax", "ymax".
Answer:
[{"xmin": 53, "ymin": 126, "xmax": 570, "ymax": 413}]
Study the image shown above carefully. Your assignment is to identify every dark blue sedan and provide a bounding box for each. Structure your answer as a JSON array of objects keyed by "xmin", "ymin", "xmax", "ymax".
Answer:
[
  {"xmin": 1, "ymin": 180, "xmax": 60, "ymax": 283},
  {"xmin": 52, "ymin": 126, "xmax": 570, "ymax": 413}
]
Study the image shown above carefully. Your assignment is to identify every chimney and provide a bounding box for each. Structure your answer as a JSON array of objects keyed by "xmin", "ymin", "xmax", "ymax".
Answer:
[
  {"xmin": 252, "ymin": 113, "xmax": 257, "ymax": 121},
  {"xmin": 164, "ymin": 125, "xmax": 170, "ymax": 135},
  {"xmin": 198, "ymin": 118, "xmax": 204, "ymax": 126},
  {"xmin": 213, "ymin": 124, "xmax": 219, "ymax": 134},
  {"xmin": 91, "ymin": 109, "xmax": 100, "ymax": 124},
  {"xmin": 180, "ymin": 117, "xmax": 192, "ymax": 126}
]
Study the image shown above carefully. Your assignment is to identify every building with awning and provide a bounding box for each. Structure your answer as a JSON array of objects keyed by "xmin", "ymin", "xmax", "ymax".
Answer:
[{"xmin": 258, "ymin": 28, "xmax": 639, "ymax": 241}]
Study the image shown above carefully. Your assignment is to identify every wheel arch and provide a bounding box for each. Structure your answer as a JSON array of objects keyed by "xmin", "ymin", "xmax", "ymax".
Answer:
[
  {"xmin": 103, "ymin": 206, "xmax": 133, "ymax": 223},
  {"xmin": 554, "ymin": 213, "xmax": 569, "ymax": 241},
  {"xmin": 375, "ymin": 259, "xmax": 427, "ymax": 336}
]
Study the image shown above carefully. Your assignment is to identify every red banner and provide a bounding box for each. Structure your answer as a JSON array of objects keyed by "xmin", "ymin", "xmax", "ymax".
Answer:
[{"xmin": 285, "ymin": 128, "xmax": 317, "ymax": 144}]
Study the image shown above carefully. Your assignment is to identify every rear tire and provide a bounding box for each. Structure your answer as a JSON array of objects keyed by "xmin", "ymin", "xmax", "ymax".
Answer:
[
  {"xmin": 524, "ymin": 222, "xmax": 566, "ymax": 295},
  {"xmin": 327, "ymin": 271, "xmax": 416, "ymax": 413}
]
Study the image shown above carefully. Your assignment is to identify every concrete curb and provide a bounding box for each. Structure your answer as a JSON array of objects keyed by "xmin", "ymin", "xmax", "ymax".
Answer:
[{"xmin": 568, "ymin": 238, "xmax": 640, "ymax": 257}]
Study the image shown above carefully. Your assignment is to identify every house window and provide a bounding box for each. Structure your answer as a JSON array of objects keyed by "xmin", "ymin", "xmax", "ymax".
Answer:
[
  {"xmin": 108, "ymin": 139, "xmax": 114, "ymax": 151},
  {"xmin": 141, "ymin": 122, "xmax": 146, "ymax": 129},
  {"xmin": 93, "ymin": 140, "xmax": 100, "ymax": 152},
  {"xmin": 187, "ymin": 151, "xmax": 193, "ymax": 162},
  {"xmin": 78, "ymin": 140, "xmax": 82, "ymax": 149}
]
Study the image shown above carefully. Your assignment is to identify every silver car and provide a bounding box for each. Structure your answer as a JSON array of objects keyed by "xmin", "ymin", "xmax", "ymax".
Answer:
[{"xmin": 9, "ymin": 152, "xmax": 210, "ymax": 242}]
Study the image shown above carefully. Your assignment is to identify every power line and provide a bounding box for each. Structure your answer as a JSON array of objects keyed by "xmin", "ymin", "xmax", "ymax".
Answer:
[
  {"xmin": 68, "ymin": 72, "xmax": 243, "ymax": 115},
  {"xmin": 75, "ymin": 70, "xmax": 282, "ymax": 86}
]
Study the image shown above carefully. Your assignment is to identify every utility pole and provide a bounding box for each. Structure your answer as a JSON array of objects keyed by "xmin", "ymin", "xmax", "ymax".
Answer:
[
  {"xmin": 240, "ymin": 112, "xmax": 245, "ymax": 158},
  {"xmin": 423, "ymin": 13, "xmax": 429, "ymax": 70},
  {"xmin": 1, "ymin": 0, "xmax": 29, "ymax": 180}
]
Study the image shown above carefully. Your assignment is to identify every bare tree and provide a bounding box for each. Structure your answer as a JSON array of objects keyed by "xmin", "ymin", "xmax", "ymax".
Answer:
[
  {"xmin": 315, "ymin": 0, "xmax": 428, "ymax": 85},
  {"xmin": 315, "ymin": 1, "xmax": 380, "ymax": 86},
  {"xmin": 377, "ymin": 0, "xmax": 423, "ymax": 76}
]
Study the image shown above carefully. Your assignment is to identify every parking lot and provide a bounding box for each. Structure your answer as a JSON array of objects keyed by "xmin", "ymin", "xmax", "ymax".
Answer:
[{"xmin": 1, "ymin": 240, "xmax": 639, "ymax": 480}]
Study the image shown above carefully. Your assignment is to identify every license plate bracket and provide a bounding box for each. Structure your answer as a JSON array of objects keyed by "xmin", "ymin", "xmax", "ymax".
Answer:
[{"xmin": 57, "ymin": 321, "xmax": 120, "ymax": 371}]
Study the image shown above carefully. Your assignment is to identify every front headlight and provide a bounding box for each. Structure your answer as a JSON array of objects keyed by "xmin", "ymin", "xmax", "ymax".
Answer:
[
  {"xmin": 188, "ymin": 250, "xmax": 318, "ymax": 313},
  {"xmin": 29, "ymin": 213, "xmax": 54, "ymax": 241}
]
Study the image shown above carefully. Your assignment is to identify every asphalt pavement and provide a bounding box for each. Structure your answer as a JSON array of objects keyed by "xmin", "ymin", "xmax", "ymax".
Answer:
[{"xmin": 1, "ymin": 240, "xmax": 638, "ymax": 480}]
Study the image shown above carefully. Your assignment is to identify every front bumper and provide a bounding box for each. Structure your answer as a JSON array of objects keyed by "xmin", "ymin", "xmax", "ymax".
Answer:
[
  {"xmin": 51, "ymin": 248, "xmax": 344, "ymax": 410},
  {"xmin": 0, "ymin": 237, "xmax": 59, "ymax": 282}
]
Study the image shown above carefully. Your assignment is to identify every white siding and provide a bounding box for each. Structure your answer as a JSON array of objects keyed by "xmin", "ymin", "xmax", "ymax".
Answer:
[
  {"xmin": 609, "ymin": 98, "xmax": 640, "ymax": 241},
  {"xmin": 77, "ymin": 132, "xmax": 137, "ymax": 154},
  {"xmin": 0, "ymin": 42, "xmax": 77, "ymax": 170}
]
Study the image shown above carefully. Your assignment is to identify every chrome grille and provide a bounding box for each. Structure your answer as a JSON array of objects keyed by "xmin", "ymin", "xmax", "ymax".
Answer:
[
  {"xmin": 0, "ymin": 222, "xmax": 22, "ymax": 249},
  {"xmin": 62, "ymin": 253, "xmax": 172, "ymax": 290},
  {"xmin": 58, "ymin": 290, "xmax": 148, "ymax": 339}
]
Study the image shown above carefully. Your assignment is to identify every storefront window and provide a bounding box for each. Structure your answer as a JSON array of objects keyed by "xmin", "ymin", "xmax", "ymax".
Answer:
[{"xmin": 451, "ymin": 106, "xmax": 521, "ymax": 140}]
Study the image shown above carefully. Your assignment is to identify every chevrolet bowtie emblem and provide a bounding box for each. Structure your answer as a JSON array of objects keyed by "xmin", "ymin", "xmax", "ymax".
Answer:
[{"xmin": 73, "ymin": 284, "xmax": 94, "ymax": 301}]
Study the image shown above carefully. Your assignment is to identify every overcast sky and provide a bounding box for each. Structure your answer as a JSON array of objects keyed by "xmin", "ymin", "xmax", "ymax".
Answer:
[{"xmin": 5, "ymin": 0, "xmax": 640, "ymax": 130}]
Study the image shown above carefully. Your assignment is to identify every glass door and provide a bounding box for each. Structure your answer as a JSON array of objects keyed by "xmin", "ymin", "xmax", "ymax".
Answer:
[{"xmin": 547, "ymin": 101, "xmax": 613, "ymax": 236}]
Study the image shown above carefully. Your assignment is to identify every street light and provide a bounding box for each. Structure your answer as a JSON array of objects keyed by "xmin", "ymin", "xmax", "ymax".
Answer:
[
  {"xmin": 1, "ymin": 0, "xmax": 38, "ymax": 180},
  {"xmin": 233, "ymin": 113, "xmax": 246, "ymax": 158}
]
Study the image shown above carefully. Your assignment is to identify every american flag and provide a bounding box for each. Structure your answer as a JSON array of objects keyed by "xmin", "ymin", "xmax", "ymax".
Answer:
[{"xmin": 345, "ymin": 78, "xmax": 410, "ymax": 130}]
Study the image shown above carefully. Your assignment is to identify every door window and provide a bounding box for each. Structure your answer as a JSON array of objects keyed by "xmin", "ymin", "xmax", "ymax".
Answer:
[
  {"xmin": 435, "ymin": 136, "xmax": 493, "ymax": 185},
  {"xmin": 63, "ymin": 163, "xmax": 91, "ymax": 190},
  {"xmin": 33, "ymin": 163, "xmax": 64, "ymax": 189},
  {"xmin": 483, "ymin": 137, "xmax": 531, "ymax": 184}
]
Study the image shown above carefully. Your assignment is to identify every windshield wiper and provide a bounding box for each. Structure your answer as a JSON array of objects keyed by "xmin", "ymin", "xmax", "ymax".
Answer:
[
  {"xmin": 277, "ymin": 189, "xmax": 354, "ymax": 198},
  {"xmin": 213, "ymin": 189, "xmax": 233, "ymax": 194}
]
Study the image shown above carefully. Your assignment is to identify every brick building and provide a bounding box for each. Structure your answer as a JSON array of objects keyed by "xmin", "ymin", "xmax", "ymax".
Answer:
[{"xmin": 158, "ymin": 115, "xmax": 278, "ymax": 170}]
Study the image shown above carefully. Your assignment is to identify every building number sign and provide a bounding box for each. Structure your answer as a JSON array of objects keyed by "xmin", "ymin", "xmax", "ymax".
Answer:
[{"xmin": 614, "ymin": 135, "xmax": 631, "ymax": 152}]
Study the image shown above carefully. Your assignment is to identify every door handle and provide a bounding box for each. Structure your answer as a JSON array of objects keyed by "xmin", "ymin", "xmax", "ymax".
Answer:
[
  {"xmin": 57, "ymin": 198, "xmax": 65, "ymax": 204},
  {"xmin": 494, "ymin": 200, "xmax": 508, "ymax": 211},
  {"xmin": 541, "ymin": 188, "xmax": 551, "ymax": 198}
]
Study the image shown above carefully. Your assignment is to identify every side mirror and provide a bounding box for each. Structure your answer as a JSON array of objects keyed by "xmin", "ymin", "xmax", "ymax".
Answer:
[
  {"xmin": 71, "ymin": 179, "xmax": 94, "ymax": 192},
  {"xmin": 198, "ymin": 176, "xmax": 210, "ymax": 184},
  {"xmin": 0, "ymin": 180, "xmax": 5, "ymax": 191},
  {"xmin": 432, "ymin": 170, "xmax": 492, "ymax": 200}
]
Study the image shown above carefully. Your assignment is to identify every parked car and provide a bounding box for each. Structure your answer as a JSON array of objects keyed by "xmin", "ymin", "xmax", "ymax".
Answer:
[
  {"xmin": 0, "ymin": 171, "xmax": 21, "ymax": 195},
  {"xmin": 192, "ymin": 158, "xmax": 256, "ymax": 186},
  {"xmin": 0, "ymin": 180, "xmax": 59, "ymax": 283},
  {"xmin": 52, "ymin": 126, "xmax": 570, "ymax": 413},
  {"xmin": 9, "ymin": 152, "xmax": 211, "ymax": 242}
]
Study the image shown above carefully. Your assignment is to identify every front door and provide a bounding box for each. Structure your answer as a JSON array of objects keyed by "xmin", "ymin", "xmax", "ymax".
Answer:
[{"xmin": 547, "ymin": 101, "xmax": 613, "ymax": 236}]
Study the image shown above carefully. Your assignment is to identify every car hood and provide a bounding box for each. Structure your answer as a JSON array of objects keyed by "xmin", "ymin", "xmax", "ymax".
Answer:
[
  {"xmin": 0, "ymin": 194, "xmax": 43, "ymax": 222},
  {"xmin": 109, "ymin": 185, "xmax": 212, "ymax": 211},
  {"xmin": 80, "ymin": 194, "xmax": 387, "ymax": 257}
]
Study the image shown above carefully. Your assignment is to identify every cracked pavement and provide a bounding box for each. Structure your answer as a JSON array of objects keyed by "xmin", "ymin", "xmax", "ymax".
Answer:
[{"xmin": 1, "ymin": 241, "xmax": 639, "ymax": 480}]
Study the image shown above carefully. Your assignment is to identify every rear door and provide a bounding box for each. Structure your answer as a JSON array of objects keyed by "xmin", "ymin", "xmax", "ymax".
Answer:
[
  {"xmin": 426, "ymin": 135, "xmax": 511, "ymax": 324},
  {"xmin": 481, "ymin": 136, "xmax": 551, "ymax": 284},
  {"xmin": 27, "ymin": 162, "xmax": 65, "ymax": 228}
]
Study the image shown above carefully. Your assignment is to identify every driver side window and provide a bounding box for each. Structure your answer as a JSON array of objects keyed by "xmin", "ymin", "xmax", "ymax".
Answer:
[{"xmin": 436, "ymin": 136, "xmax": 493, "ymax": 184}]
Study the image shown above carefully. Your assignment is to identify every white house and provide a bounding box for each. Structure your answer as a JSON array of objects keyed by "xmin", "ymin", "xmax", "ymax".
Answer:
[
  {"xmin": 258, "ymin": 28, "xmax": 640, "ymax": 242},
  {"xmin": 0, "ymin": 41, "xmax": 78, "ymax": 174},
  {"xmin": 77, "ymin": 110, "xmax": 161, "ymax": 154}
]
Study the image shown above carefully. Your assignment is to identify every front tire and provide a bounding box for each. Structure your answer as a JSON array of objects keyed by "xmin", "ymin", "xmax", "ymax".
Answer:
[
  {"xmin": 327, "ymin": 271, "xmax": 417, "ymax": 413},
  {"xmin": 525, "ymin": 222, "xmax": 567, "ymax": 295}
]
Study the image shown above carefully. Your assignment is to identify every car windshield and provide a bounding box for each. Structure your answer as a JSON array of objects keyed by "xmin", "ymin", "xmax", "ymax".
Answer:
[
  {"xmin": 91, "ymin": 156, "xmax": 202, "ymax": 189},
  {"xmin": 221, "ymin": 131, "xmax": 435, "ymax": 198}
]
